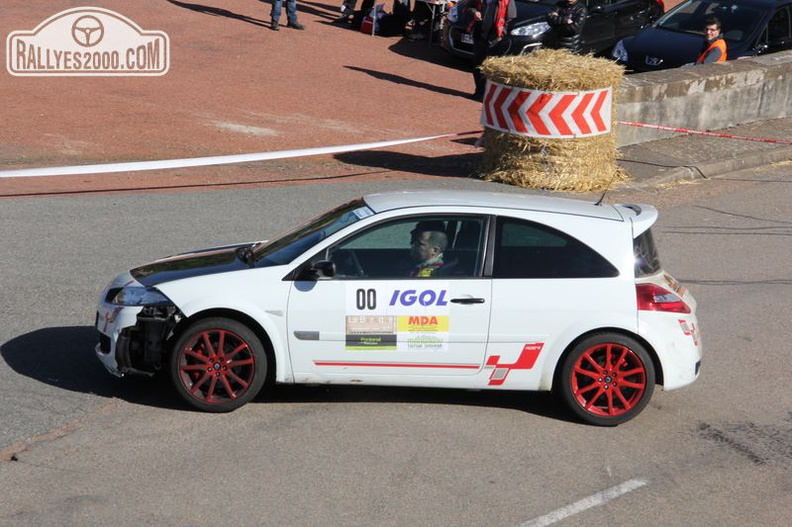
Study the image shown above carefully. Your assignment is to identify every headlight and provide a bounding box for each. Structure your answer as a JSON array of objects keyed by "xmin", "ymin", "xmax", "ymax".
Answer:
[
  {"xmin": 612, "ymin": 40, "xmax": 628, "ymax": 62},
  {"xmin": 510, "ymin": 22, "xmax": 550, "ymax": 39},
  {"xmin": 109, "ymin": 286, "xmax": 172, "ymax": 306}
]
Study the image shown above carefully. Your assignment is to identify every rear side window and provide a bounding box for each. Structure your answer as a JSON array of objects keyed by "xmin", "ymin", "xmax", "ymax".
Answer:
[
  {"xmin": 493, "ymin": 218, "xmax": 619, "ymax": 279},
  {"xmin": 634, "ymin": 229, "xmax": 661, "ymax": 277}
]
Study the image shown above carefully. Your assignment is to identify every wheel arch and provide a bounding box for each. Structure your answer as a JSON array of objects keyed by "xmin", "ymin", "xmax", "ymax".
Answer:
[
  {"xmin": 551, "ymin": 327, "xmax": 664, "ymax": 391},
  {"xmin": 170, "ymin": 308, "xmax": 277, "ymax": 386}
]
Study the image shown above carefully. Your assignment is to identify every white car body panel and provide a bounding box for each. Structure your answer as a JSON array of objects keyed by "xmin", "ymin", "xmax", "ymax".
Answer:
[
  {"xmin": 155, "ymin": 267, "xmax": 296, "ymax": 383},
  {"xmin": 93, "ymin": 190, "xmax": 703, "ymax": 422},
  {"xmin": 287, "ymin": 279, "xmax": 492, "ymax": 381}
]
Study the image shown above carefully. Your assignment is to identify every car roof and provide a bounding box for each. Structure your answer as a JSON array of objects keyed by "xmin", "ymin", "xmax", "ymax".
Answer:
[{"xmin": 363, "ymin": 189, "xmax": 627, "ymax": 222}]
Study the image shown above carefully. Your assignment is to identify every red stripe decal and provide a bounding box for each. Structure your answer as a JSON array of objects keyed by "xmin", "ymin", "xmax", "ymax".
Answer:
[
  {"xmin": 486, "ymin": 343, "xmax": 544, "ymax": 386},
  {"xmin": 314, "ymin": 361, "xmax": 480, "ymax": 370}
]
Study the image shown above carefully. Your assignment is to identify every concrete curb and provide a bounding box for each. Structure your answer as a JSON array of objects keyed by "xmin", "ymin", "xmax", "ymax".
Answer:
[{"xmin": 620, "ymin": 145, "xmax": 792, "ymax": 189}]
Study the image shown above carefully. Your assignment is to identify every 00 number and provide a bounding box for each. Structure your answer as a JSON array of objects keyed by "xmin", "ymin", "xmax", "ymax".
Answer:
[{"xmin": 356, "ymin": 288, "xmax": 376, "ymax": 310}]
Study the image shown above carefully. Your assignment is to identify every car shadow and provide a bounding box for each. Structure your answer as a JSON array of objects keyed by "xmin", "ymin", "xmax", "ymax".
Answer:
[
  {"xmin": 1, "ymin": 326, "xmax": 183, "ymax": 410},
  {"xmin": 259, "ymin": 383, "xmax": 572, "ymax": 422},
  {"xmin": 2, "ymin": 326, "xmax": 577, "ymax": 422}
]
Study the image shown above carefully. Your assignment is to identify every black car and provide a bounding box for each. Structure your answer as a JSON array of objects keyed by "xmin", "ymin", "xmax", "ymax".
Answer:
[
  {"xmin": 612, "ymin": 0, "xmax": 792, "ymax": 72},
  {"xmin": 441, "ymin": 0, "xmax": 664, "ymax": 59}
]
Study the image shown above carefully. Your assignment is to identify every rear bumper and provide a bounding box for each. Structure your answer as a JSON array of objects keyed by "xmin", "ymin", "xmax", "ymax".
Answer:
[{"xmin": 640, "ymin": 311, "xmax": 703, "ymax": 390}]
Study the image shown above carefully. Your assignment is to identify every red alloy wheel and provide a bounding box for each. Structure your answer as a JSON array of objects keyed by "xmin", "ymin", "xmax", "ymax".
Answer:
[
  {"xmin": 560, "ymin": 333, "xmax": 655, "ymax": 426},
  {"xmin": 170, "ymin": 318, "xmax": 266, "ymax": 412}
]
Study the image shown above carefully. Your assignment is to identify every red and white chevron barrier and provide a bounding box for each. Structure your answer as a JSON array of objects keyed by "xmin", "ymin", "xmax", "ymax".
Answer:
[{"xmin": 481, "ymin": 81, "xmax": 612, "ymax": 139}]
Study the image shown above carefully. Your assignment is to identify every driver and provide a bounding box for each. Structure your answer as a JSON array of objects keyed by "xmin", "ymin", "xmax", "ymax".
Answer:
[{"xmin": 409, "ymin": 222, "xmax": 448, "ymax": 277}]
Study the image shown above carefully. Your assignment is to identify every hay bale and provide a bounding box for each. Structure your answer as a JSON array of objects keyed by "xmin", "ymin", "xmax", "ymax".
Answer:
[{"xmin": 478, "ymin": 49, "xmax": 627, "ymax": 192}]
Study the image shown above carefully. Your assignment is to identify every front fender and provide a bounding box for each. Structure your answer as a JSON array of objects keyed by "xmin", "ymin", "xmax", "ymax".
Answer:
[{"xmin": 157, "ymin": 269, "xmax": 294, "ymax": 384}]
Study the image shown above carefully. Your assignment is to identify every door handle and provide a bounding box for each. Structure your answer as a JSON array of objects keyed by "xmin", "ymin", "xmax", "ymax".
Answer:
[{"xmin": 450, "ymin": 297, "xmax": 485, "ymax": 304}]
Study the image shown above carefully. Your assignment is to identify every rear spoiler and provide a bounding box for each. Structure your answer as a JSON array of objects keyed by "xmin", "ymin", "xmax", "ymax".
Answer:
[{"xmin": 617, "ymin": 203, "xmax": 658, "ymax": 236}]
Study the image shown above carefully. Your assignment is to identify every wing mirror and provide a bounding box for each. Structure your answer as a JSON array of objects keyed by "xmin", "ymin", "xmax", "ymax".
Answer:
[
  {"xmin": 295, "ymin": 260, "xmax": 336, "ymax": 281},
  {"xmin": 311, "ymin": 260, "xmax": 336, "ymax": 279}
]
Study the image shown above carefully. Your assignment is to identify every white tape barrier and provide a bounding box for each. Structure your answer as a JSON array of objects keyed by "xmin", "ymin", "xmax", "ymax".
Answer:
[{"xmin": 0, "ymin": 131, "xmax": 474, "ymax": 179}]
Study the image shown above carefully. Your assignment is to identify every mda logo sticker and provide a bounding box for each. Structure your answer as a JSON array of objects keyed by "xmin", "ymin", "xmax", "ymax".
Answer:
[{"xmin": 6, "ymin": 6, "xmax": 170, "ymax": 76}]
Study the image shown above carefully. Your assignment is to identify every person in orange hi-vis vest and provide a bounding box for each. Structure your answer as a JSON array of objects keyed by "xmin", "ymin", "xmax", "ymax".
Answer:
[{"xmin": 696, "ymin": 16, "xmax": 727, "ymax": 64}]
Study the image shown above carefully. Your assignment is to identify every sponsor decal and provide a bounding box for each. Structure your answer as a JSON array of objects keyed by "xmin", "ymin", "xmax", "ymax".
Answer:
[
  {"xmin": 346, "ymin": 284, "xmax": 450, "ymax": 316},
  {"xmin": 486, "ymin": 343, "xmax": 544, "ymax": 386},
  {"xmin": 345, "ymin": 315, "xmax": 397, "ymax": 351},
  {"xmin": 345, "ymin": 284, "xmax": 450, "ymax": 351},
  {"xmin": 7, "ymin": 6, "xmax": 169, "ymax": 76},
  {"xmin": 679, "ymin": 319, "xmax": 699, "ymax": 346},
  {"xmin": 664, "ymin": 272, "xmax": 687, "ymax": 296},
  {"xmin": 389, "ymin": 289, "xmax": 448, "ymax": 307},
  {"xmin": 397, "ymin": 315, "xmax": 449, "ymax": 352}
]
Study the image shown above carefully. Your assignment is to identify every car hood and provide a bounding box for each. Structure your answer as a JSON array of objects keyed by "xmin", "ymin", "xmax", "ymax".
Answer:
[
  {"xmin": 625, "ymin": 28, "xmax": 703, "ymax": 71},
  {"xmin": 131, "ymin": 242, "xmax": 256, "ymax": 287}
]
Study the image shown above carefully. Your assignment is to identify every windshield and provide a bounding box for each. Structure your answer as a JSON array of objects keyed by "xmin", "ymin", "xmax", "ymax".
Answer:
[
  {"xmin": 253, "ymin": 199, "xmax": 373, "ymax": 267},
  {"xmin": 656, "ymin": 0, "xmax": 766, "ymax": 42}
]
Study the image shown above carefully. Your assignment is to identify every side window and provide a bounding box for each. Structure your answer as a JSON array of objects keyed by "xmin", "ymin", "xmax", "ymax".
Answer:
[
  {"xmin": 493, "ymin": 217, "xmax": 619, "ymax": 279},
  {"xmin": 767, "ymin": 7, "xmax": 791, "ymax": 45},
  {"xmin": 325, "ymin": 216, "xmax": 486, "ymax": 279}
]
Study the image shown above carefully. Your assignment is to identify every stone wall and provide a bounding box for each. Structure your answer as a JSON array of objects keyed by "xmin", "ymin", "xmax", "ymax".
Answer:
[{"xmin": 616, "ymin": 50, "xmax": 792, "ymax": 146}]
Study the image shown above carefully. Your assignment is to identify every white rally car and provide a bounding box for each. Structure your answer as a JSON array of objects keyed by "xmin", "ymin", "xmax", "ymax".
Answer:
[{"xmin": 96, "ymin": 190, "xmax": 702, "ymax": 425}]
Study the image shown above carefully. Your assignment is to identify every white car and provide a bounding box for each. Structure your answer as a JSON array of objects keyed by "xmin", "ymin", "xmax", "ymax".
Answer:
[{"xmin": 95, "ymin": 190, "xmax": 702, "ymax": 425}]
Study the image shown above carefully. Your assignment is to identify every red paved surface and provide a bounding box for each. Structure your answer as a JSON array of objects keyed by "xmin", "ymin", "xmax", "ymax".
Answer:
[
  {"xmin": 1, "ymin": 1, "xmax": 681, "ymax": 197},
  {"xmin": 1, "ymin": 0, "xmax": 483, "ymax": 196}
]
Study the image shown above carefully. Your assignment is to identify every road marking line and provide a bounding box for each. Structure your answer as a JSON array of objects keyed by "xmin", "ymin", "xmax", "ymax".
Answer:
[
  {"xmin": 0, "ymin": 131, "xmax": 478, "ymax": 179},
  {"xmin": 519, "ymin": 478, "xmax": 649, "ymax": 527}
]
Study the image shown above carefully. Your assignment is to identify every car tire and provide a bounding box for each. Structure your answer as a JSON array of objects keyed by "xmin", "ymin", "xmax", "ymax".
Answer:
[
  {"xmin": 558, "ymin": 333, "xmax": 655, "ymax": 426},
  {"xmin": 169, "ymin": 317, "xmax": 267, "ymax": 412}
]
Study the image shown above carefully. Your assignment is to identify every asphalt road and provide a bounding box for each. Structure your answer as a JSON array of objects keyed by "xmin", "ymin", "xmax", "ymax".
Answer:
[{"xmin": 1, "ymin": 167, "xmax": 790, "ymax": 526}]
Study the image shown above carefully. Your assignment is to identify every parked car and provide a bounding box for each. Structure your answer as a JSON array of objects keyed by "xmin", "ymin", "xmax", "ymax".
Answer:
[
  {"xmin": 442, "ymin": 0, "xmax": 664, "ymax": 60},
  {"xmin": 612, "ymin": 0, "xmax": 792, "ymax": 72},
  {"xmin": 95, "ymin": 190, "xmax": 702, "ymax": 426}
]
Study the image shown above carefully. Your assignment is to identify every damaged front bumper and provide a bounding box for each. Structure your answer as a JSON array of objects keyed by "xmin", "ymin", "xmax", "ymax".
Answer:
[{"xmin": 95, "ymin": 274, "xmax": 180, "ymax": 377}]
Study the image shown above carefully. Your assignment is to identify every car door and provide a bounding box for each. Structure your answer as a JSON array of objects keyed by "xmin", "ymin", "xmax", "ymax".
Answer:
[
  {"xmin": 583, "ymin": 0, "xmax": 617, "ymax": 53},
  {"xmin": 485, "ymin": 215, "xmax": 633, "ymax": 388},
  {"xmin": 761, "ymin": 5, "xmax": 792, "ymax": 54},
  {"xmin": 286, "ymin": 215, "xmax": 493, "ymax": 383}
]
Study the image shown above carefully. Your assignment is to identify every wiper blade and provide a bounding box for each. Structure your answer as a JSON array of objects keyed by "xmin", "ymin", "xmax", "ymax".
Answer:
[{"xmin": 236, "ymin": 245, "xmax": 256, "ymax": 267}]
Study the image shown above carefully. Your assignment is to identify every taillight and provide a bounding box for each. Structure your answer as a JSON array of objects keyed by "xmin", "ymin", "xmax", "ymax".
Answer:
[{"xmin": 636, "ymin": 283, "xmax": 690, "ymax": 313}]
